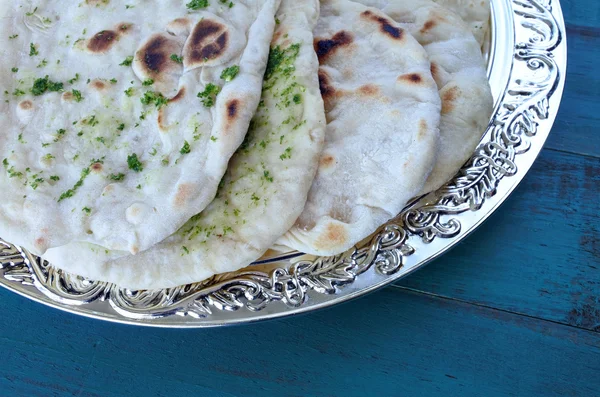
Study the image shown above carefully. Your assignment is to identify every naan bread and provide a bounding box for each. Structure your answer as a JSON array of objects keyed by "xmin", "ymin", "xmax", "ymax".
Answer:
[
  {"xmin": 44, "ymin": 0, "xmax": 326, "ymax": 290},
  {"xmin": 354, "ymin": 0, "xmax": 493, "ymax": 193},
  {"xmin": 431, "ymin": 0, "xmax": 490, "ymax": 46},
  {"xmin": 0, "ymin": 0, "xmax": 279, "ymax": 255},
  {"xmin": 276, "ymin": 0, "xmax": 441, "ymax": 256}
]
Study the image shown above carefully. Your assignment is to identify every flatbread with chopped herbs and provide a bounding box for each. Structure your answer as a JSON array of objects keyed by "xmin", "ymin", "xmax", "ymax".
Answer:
[
  {"xmin": 44, "ymin": 0, "xmax": 325, "ymax": 289},
  {"xmin": 0, "ymin": 0, "xmax": 280, "ymax": 255}
]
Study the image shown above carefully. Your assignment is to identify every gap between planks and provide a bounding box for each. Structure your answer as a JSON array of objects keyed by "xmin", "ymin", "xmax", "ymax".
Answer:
[
  {"xmin": 386, "ymin": 284, "xmax": 600, "ymax": 334},
  {"xmin": 545, "ymin": 146, "xmax": 600, "ymax": 160}
]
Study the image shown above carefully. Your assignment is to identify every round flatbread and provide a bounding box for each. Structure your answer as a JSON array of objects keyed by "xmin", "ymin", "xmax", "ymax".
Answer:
[
  {"xmin": 430, "ymin": 0, "xmax": 490, "ymax": 46},
  {"xmin": 276, "ymin": 0, "xmax": 441, "ymax": 256},
  {"xmin": 355, "ymin": 0, "xmax": 493, "ymax": 193},
  {"xmin": 0, "ymin": 0, "xmax": 279, "ymax": 255},
  {"xmin": 44, "ymin": 0, "xmax": 326, "ymax": 290}
]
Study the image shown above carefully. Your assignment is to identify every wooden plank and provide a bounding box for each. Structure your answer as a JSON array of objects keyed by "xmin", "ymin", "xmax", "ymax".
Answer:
[
  {"xmin": 544, "ymin": 25, "xmax": 600, "ymax": 157},
  {"xmin": 559, "ymin": 1, "xmax": 600, "ymax": 29},
  {"xmin": 396, "ymin": 148, "xmax": 600, "ymax": 331},
  {"xmin": 0, "ymin": 287, "xmax": 598, "ymax": 397}
]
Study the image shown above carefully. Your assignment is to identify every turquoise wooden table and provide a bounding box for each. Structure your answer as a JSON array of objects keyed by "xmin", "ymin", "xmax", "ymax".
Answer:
[{"xmin": 1, "ymin": 1, "xmax": 598, "ymax": 396}]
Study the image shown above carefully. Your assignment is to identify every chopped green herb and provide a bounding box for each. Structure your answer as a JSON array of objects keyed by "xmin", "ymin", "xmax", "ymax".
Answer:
[
  {"xmin": 50, "ymin": 175, "xmax": 60, "ymax": 181},
  {"xmin": 3, "ymin": 158, "xmax": 23, "ymax": 178},
  {"xmin": 109, "ymin": 78, "xmax": 118, "ymax": 84},
  {"xmin": 127, "ymin": 153, "xmax": 143, "ymax": 172},
  {"xmin": 11, "ymin": 67, "xmax": 18, "ymax": 73},
  {"xmin": 186, "ymin": 0, "xmax": 209, "ymax": 9},
  {"xmin": 180, "ymin": 140, "xmax": 191, "ymax": 155},
  {"xmin": 220, "ymin": 65, "xmax": 239, "ymax": 82},
  {"xmin": 29, "ymin": 43, "xmax": 39, "ymax": 56},
  {"xmin": 279, "ymin": 147, "xmax": 292, "ymax": 160},
  {"xmin": 30, "ymin": 177, "xmax": 44, "ymax": 190},
  {"xmin": 197, "ymin": 83, "xmax": 220, "ymax": 107},
  {"xmin": 264, "ymin": 43, "xmax": 301, "ymax": 81},
  {"xmin": 210, "ymin": 136, "xmax": 218, "ymax": 142},
  {"xmin": 58, "ymin": 165, "xmax": 91, "ymax": 202},
  {"xmin": 72, "ymin": 89, "xmax": 83, "ymax": 102},
  {"xmin": 263, "ymin": 170, "xmax": 273, "ymax": 182},
  {"xmin": 53, "ymin": 128, "xmax": 66, "ymax": 142},
  {"xmin": 83, "ymin": 115, "xmax": 99, "ymax": 126},
  {"xmin": 117, "ymin": 123, "xmax": 125, "ymax": 131},
  {"xmin": 12, "ymin": 89, "xmax": 26, "ymax": 97},
  {"xmin": 140, "ymin": 91, "xmax": 168, "ymax": 108},
  {"xmin": 82, "ymin": 207, "xmax": 91, "ymax": 214},
  {"xmin": 37, "ymin": 59, "xmax": 48, "ymax": 68},
  {"xmin": 170, "ymin": 54, "xmax": 183, "ymax": 64},
  {"xmin": 142, "ymin": 78, "xmax": 154, "ymax": 86},
  {"xmin": 68, "ymin": 73, "xmax": 80, "ymax": 84},
  {"xmin": 293, "ymin": 94, "xmax": 302, "ymax": 104},
  {"xmin": 31, "ymin": 75, "xmax": 63, "ymax": 96},
  {"xmin": 124, "ymin": 87, "xmax": 134, "ymax": 97},
  {"xmin": 120, "ymin": 56, "xmax": 134, "ymax": 66},
  {"xmin": 182, "ymin": 246, "xmax": 190, "ymax": 255},
  {"xmin": 109, "ymin": 173, "xmax": 125, "ymax": 181},
  {"xmin": 8, "ymin": 34, "xmax": 18, "ymax": 39}
]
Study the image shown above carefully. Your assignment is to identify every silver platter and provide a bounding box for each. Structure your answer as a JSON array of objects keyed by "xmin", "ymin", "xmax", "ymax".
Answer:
[{"xmin": 0, "ymin": 0, "xmax": 567, "ymax": 327}]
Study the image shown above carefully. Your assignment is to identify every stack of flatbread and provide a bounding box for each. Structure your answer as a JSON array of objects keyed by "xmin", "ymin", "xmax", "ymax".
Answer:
[{"xmin": 0, "ymin": 0, "xmax": 492, "ymax": 289}]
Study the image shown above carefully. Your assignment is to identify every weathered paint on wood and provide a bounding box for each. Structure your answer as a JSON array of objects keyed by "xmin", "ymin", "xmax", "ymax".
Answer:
[
  {"xmin": 396, "ymin": 148, "xmax": 600, "ymax": 331},
  {"xmin": 0, "ymin": 287, "xmax": 599, "ymax": 397},
  {"xmin": 558, "ymin": 1, "xmax": 600, "ymax": 28},
  {"xmin": 0, "ymin": 1, "xmax": 598, "ymax": 396},
  {"xmin": 546, "ymin": 25, "xmax": 600, "ymax": 157}
]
